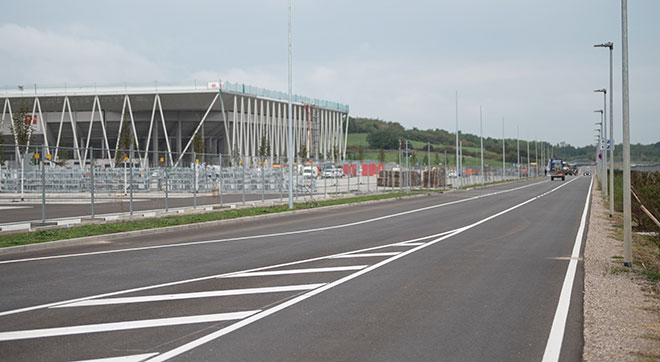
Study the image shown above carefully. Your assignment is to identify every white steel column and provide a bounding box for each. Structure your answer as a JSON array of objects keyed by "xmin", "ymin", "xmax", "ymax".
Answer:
[
  {"xmin": 174, "ymin": 93, "xmax": 219, "ymax": 167},
  {"xmin": 30, "ymin": 98, "xmax": 49, "ymax": 154},
  {"xmin": 142, "ymin": 95, "xmax": 159, "ymax": 168},
  {"xmin": 156, "ymin": 95, "xmax": 173, "ymax": 167},
  {"xmin": 232, "ymin": 96, "xmax": 237, "ymax": 154}
]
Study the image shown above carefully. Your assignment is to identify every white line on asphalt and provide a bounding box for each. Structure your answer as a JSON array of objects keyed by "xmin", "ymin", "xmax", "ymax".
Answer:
[
  {"xmin": 0, "ymin": 180, "xmax": 548, "ymax": 265},
  {"xmin": 0, "ymin": 206, "xmax": 30, "ymax": 210},
  {"xmin": 148, "ymin": 178, "xmax": 582, "ymax": 361},
  {"xmin": 541, "ymin": 177, "xmax": 593, "ymax": 362},
  {"xmin": 72, "ymin": 352, "xmax": 159, "ymax": 362},
  {"xmin": 0, "ymin": 310, "xmax": 260, "ymax": 342},
  {"xmin": 224, "ymin": 266, "xmax": 368, "ymax": 278},
  {"xmin": 330, "ymin": 252, "xmax": 401, "ymax": 258},
  {"xmin": 396, "ymin": 242, "xmax": 425, "ymax": 246},
  {"xmin": 53, "ymin": 284, "xmax": 326, "ymax": 308},
  {"xmin": 0, "ymin": 228, "xmax": 461, "ymax": 318}
]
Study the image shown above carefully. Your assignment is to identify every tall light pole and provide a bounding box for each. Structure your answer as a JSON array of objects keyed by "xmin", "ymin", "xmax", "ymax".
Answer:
[
  {"xmin": 595, "ymin": 42, "xmax": 615, "ymax": 217},
  {"xmin": 502, "ymin": 118, "xmax": 505, "ymax": 180},
  {"xmin": 594, "ymin": 89, "xmax": 607, "ymax": 197},
  {"xmin": 480, "ymin": 105, "xmax": 484, "ymax": 184},
  {"xmin": 287, "ymin": 0, "xmax": 294, "ymax": 209},
  {"xmin": 526, "ymin": 139, "xmax": 529, "ymax": 179},
  {"xmin": 594, "ymin": 109, "xmax": 604, "ymax": 190},
  {"xmin": 455, "ymin": 91, "xmax": 459, "ymax": 186},
  {"xmin": 516, "ymin": 125, "xmax": 520, "ymax": 179},
  {"xmin": 621, "ymin": 0, "xmax": 632, "ymax": 267}
]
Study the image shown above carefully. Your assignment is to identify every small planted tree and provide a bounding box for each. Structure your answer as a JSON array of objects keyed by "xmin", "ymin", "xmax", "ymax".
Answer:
[
  {"xmin": 298, "ymin": 144, "xmax": 307, "ymax": 161},
  {"xmin": 378, "ymin": 149, "xmax": 386, "ymax": 164},
  {"xmin": 115, "ymin": 117, "xmax": 132, "ymax": 167},
  {"xmin": 11, "ymin": 106, "xmax": 33, "ymax": 155},
  {"xmin": 358, "ymin": 145, "xmax": 364, "ymax": 162},
  {"xmin": 193, "ymin": 133, "xmax": 205, "ymax": 163},
  {"xmin": 258, "ymin": 133, "xmax": 271, "ymax": 164}
]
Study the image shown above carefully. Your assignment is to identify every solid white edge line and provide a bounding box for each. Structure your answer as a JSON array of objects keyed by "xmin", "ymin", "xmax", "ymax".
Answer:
[
  {"xmin": 224, "ymin": 266, "xmax": 367, "ymax": 278},
  {"xmin": 147, "ymin": 177, "xmax": 582, "ymax": 361},
  {"xmin": 53, "ymin": 284, "xmax": 326, "ymax": 308},
  {"xmin": 72, "ymin": 352, "xmax": 159, "ymax": 362},
  {"xmin": 0, "ymin": 310, "xmax": 261, "ymax": 342},
  {"xmin": 541, "ymin": 176, "xmax": 593, "ymax": 362},
  {"xmin": 0, "ymin": 179, "xmax": 548, "ymax": 265}
]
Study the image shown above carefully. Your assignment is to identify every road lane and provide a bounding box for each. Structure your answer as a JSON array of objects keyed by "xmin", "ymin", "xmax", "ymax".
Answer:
[{"xmin": 0, "ymin": 176, "xmax": 590, "ymax": 361}]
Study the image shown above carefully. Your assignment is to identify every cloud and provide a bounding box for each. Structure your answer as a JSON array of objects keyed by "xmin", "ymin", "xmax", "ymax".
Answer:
[{"xmin": 0, "ymin": 23, "xmax": 166, "ymax": 85}]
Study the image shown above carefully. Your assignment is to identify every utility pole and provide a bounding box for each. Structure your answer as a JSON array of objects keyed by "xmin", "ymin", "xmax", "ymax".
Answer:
[
  {"xmin": 455, "ymin": 91, "xmax": 459, "ymax": 187},
  {"xmin": 287, "ymin": 0, "xmax": 294, "ymax": 209},
  {"xmin": 502, "ymin": 118, "xmax": 505, "ymax": 180},
  {"xmin": 517, "ymin": 125, "xmax": 520, "ymax": 179},
  {"xmin": 621, "ymin": 0, "xmax": 632, "ymax": 267},
  {"xmin": 480, "ymin": 105, "xmax": 484, "ymax": 184}
]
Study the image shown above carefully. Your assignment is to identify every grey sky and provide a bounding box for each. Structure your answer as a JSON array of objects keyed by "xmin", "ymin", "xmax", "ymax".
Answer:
[{"xmin": 1, "ymin": 0, "xmax": 658, "ymax": 146}]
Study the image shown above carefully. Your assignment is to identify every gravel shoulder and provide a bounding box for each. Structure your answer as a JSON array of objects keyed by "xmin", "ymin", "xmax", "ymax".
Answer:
[{"xmin": 584, "ymin": 180, "xmax": 660, "ymax": 361}]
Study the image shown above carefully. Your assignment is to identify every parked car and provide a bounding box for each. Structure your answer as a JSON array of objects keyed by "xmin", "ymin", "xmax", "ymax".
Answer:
[
  {"xmin": 321, "ymin": 166, "xmax": 344, "ymax": 178},
  {"xmin": 302, "ymin": 166, "xmax": 319, "ymax": 179}
]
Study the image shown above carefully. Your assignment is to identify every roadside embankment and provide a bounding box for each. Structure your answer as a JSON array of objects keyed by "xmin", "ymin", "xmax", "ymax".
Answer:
[{"xmin": 584, "ymin": 179, "xmax": 660, "ymax": 361}]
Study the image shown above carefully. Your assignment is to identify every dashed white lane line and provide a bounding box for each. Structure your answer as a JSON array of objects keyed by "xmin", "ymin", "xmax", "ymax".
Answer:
[
  {"xmin": 330, "ymin": 252, "xmax": 401, "ymax": 258},
  {"xmin": 541, "ymin": 176, "xmax": 593, "ymax": 362},
  {"xmin": 224, "ymin": 266, "xmax": 367, "ymax": 278},
  {"xmin": 72, "ymin": 352, "xmax": 159, "ymax": 362},
  {"xmin": 0, "ymin": 180, "xmax": 548, "ymax": 265},
  {"xmin": 54, "ymin": 284, "xmax": 326, "ymax": 308},
  {"xmin": 0, "ymin": 310, "xmax": 260, "ymax": 342}
]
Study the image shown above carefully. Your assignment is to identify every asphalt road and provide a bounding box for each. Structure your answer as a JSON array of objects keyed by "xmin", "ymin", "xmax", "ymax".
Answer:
[
  {"xmin": 0, "ymin": 193, "xmax": 284, "ymax": 225},
  {"xmin": 0, "ymin": 176, "xmax": 591, "ymax": 361}
]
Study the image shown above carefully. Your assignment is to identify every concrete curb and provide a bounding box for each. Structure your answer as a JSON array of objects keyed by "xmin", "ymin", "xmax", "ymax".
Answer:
[{"xmin": 0, "ymin": 193, "xmax": 430, "ymax": 257}]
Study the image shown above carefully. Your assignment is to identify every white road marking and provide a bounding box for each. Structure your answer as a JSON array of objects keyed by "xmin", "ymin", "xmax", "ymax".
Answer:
[
  {"xmin": 541, "ymin": 177, "xmax": 593, "ymax": 362},
  {"xmin": 0, "ymin": 310, "xmax": 260, "ymax": 342},
  {"xmin": 0, "ymin": 206, "xmax": 30, "ymax": 210},
  {"xmin": 0, "ymin": 228, "xmax": 462, "ymax": 318},
  {"xmin": 396, "ymin": 242, "xmax": 425, "ymax": 246},
  {"xmin": 224, "ymin": 266, "xmax": 367, "ymax": 278},
  {"xmin": 54, "ymin": 284, "xmax": 325, "ymax": 308},
  {"xmin": 72, "ymin": 352, "xmax": 159, "ymax": 362},
  {"xmin": 330, "ymin": 252, "xmax": 401, "ymax": 258},
  {"xmin": 149, "ymin": 178, "xmax": 581, "ymax": 361},
  {"xmin": 0, "ymin": 180, "xmax": 548, "ymax": 265}
]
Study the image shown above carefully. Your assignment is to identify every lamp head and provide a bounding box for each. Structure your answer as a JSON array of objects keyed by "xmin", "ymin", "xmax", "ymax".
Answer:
[
  {"xmin": 594, "ymin": 42, "xmax": 614, "ymax": 49},
  {"xmin": 594, "ymin": 89, "xmax": 606, "ymax": 94}
]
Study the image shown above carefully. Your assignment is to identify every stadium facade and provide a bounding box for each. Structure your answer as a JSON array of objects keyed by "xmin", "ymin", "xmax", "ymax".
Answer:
[{"xmin": 0, "ymin": 81, "xmax": 349, "ymax": 167}]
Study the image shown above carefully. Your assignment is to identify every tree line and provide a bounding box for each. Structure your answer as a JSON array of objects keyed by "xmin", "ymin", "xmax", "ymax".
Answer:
[{"xmin": 349, "ymin": 116, "xmax": 660, "ymax": 163}]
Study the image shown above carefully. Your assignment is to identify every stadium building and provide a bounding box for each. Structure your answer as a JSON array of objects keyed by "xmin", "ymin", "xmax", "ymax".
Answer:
[{"xmin": 1, "ymin": 81, "xmax": 349, "ymax": 167}]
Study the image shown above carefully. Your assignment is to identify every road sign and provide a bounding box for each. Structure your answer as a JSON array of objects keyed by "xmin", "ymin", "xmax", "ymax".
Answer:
[
  {"xmin": 606, "ymin": 139, "xmax": 612, "ymax": 150},
  {"xmin": 600, "ymin": 139, "xmax": 606, "ymax": 150}
]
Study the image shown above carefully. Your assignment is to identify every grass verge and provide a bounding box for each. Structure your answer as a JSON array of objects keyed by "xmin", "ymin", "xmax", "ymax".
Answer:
[{"xmin": 0, "ymin": 192, "xmax": 411, "ymax": 249}]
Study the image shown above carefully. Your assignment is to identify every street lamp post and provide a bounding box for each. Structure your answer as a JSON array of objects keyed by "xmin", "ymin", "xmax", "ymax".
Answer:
[
  {"xmin": 621, "ymin": 0, "xmax": 632, "ymax": 267},
  {"xmin": 594, "ymin": 89, "xmax": 607, "ymax": 197},
  {"xmin": 480, "ymin": 105, "xmax": 484, "ymax": 184},
  {"xmin": 502, "ymin": 118, "xmax": 505, "ymax": 181},
  {"xmin": 595, "ymin": 42, "xmax": 615, "ymax": 217},
  {"xmin": 594, "ymin": 109, "xmax": 604, "ymax": 190},
  {"xmin": 287, "ymin": 0, "xmax": 294, "ymax": 209}
]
